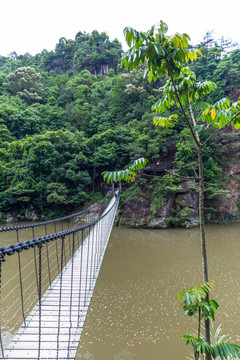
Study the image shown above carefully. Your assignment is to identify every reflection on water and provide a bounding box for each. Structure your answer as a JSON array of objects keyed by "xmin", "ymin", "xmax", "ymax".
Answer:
[{"xmin": 76, "ymin": 224, "xmax": 240, "ymax": 360}]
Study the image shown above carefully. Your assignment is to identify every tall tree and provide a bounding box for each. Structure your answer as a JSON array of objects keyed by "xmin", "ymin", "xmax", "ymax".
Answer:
[
  {"xmin": 5, "ymin": 66, "xmax": 43, "ymax": 103},
  {"xmin": 103, "ymin": 21, "xmax": 240, "ymax": 358}
]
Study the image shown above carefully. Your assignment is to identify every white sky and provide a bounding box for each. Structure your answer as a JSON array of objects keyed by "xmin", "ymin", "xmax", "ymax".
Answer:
[{"xmin": 1, "ymin": 0, "xmax": 239, "ymax": 56}]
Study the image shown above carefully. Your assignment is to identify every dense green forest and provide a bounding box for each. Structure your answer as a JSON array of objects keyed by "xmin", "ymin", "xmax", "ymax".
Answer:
[{"xmin": 0, "ymin": 30, "xmax": 239, "ymax": 223}]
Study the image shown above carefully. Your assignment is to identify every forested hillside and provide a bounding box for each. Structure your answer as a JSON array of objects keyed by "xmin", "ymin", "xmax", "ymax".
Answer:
[{"xmin": 0, "ymin": 30, "xmax": 239, "ymax": 224}]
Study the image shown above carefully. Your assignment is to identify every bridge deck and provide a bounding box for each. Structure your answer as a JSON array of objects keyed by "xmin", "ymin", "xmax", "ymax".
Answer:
[{"xmin": 3, "ymin": 197, "xmax": 117, "ymax": 359}]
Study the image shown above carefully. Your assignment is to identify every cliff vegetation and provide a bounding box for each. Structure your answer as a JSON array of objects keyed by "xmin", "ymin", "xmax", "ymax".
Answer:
[{"xmin": 0, "ymin": 30, "xmax": 239, "ymax": 226}]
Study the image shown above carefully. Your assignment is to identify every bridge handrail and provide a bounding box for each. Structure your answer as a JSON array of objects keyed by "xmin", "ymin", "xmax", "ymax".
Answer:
[
  {"xmin": 0, "ymin": 191, "xmax": 112, "ymax": 233},
  {"xmin": 0, "ymin": 197, "xmax": 118, "ymax": 261}
]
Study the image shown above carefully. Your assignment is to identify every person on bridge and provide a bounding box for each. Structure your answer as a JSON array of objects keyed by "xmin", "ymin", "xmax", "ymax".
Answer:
[{"xmin": 114, "ymin": 187, "xmax": 119, "ymax": 198}]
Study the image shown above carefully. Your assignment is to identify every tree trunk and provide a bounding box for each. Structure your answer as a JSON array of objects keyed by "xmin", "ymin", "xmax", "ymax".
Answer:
[
  {"xmin": 168, "ymin": 62, "xmax": 212, "ymax": 358},
  {"xmin": 198, "ymin": 146, "xmax": 208, "ymax": 282},
  {"xmin": 198, "ymin": 146, "xmax": 211, "ymax": 360}
]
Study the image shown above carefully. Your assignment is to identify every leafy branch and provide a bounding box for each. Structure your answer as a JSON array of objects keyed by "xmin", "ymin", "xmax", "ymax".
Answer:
[
  {"xmin": 102, "ymin": 157, "xmax": 148, "ymax": 183},
  {"xmin": 179, "ymin": 283, "xmax": 240, "ymax": 360}
]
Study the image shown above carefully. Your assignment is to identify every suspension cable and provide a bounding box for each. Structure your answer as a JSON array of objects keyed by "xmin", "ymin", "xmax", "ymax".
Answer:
[
  {"xmin": 31, "ymin": 225, "xmax": 39, "ymax": 292},
  {"xmin": 89, "ymin": 224, "xmax": 95, "ymax": 286},
  {"xmin": 84, "ymin": 225, "xmax": 91, "ymax": 307},
  {"xmin": 38, "ymin": 242, "xmax": 42, "ymax": 360},
  {"xmin": 67, "ymin": 232, "xmax": 75, "ymax": 358},
  {"xmin": 0, "ymin": 196, "xmax": 117, "ymax": 357},
  {"xmin": 17, "ymin": 251, "xmax": 26, "ymax": 327},
  {"xmin": 0, "ymin": 191, "xmax": 112, "ymax": 233},
  {"xmin": 55, "ymin": 222, "xmax": 60, "ymax": 274},
  {"xmin": 77, "ymin": 229, "xmax": 84, "ymax": 326},
  {"xmin": 56, "ymin": 235, "xmax": 64, "ymax": 360},
  {"xmin": 2, "ymin": 252, "xmax": 37, "ymax": 291},
  {"xmin": 0, "ymin": 259, "xmax": 4, "ymax": 358},
  {"xmin": 45, "ymin": 224, "xmax": 52, "ymax": 288}
]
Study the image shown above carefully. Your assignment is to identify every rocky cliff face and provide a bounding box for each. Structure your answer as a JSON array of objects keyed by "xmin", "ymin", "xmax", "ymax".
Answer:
[
  {"xmin": 118, "ymin": 185, "xmax": 199, "ymax": 228},
  {"xmin": 118, "ymin": 133, "xmax": 240, "ymax": 228},
  {"xmin": 214, "ymin": 134, "xmax": 240, "ymax": 220},
  {"xmin": 118, "ymin": 197, "xmax": 152, "ymax": 227}
]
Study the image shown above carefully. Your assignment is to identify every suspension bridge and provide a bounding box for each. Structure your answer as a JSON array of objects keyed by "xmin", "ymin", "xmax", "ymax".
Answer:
[{"xmin": 0, "ymin": 191, "xmax": 119, "ymax": 359}]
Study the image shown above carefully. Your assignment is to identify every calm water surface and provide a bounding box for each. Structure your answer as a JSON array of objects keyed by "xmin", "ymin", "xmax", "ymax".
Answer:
[
  {"xmin": 76, "ymin": 224, "xmax": 240, "ymax": 360},
  {"xmin": 1, "ymin": 223, "xmax": 240, "ymax": 359}
]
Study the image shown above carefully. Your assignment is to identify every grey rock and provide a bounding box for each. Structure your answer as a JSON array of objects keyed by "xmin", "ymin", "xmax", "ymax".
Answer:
[
  {"xmin": 6, "ymin": 215, "xmax": 18, "ymax": 223},
  {"xmin": 25, "ymin": 209, "xmax": 38, "ymax": 221}
]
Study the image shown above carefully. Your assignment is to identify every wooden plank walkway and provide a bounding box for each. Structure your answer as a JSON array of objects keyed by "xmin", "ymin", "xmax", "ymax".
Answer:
[{"xmin": 3, "ymin": 197, "xmax": 117, "ymax": 359}]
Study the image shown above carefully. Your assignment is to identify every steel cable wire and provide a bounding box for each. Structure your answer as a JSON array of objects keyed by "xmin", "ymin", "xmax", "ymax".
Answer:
[
  {"xmin": 63, "ymin": 239, "xmax": 67, "ymax": 268},
  {"xmin": 38, "ymin": 243, "xmax": 42, "ymax": 360},
  {"xmin": 77, "ymin": 229, "xmax": 84, "ymax": 327},
  {"xmin": 0, "ymin": 192, "xmax": 112, "ymax": 233},
  {"xmin": 54, "ymin": 223, "xmax": 60, "ymax": 274},
  {"xmin": 1, "ymin": 245, "xmax": 50, "ymax": 295},
  {"xmin": 56, "ymin": 236, "xmax": 64, "ymax": 360},
  {"xmin": 3, "ymin": 295, "xmax": 39, "ymax": 334},
  {"xmin": 44, "ymin": 224, "xmax": 52, "ymax": 289},
  {"xmin": 1, "ymin": 250, "xmax": 37, "ymax": 291},
  {"xmin": 2, "ymin": 273, "xmax": 39, "ymax": 321},
  {"xmin": 84, "ymin": 225, "xmax": 91, "ymax": 306},
  {"xmin": 89, "ymin": 224, "xmax": 95, "ymax": 287},
  {"xmin": 33, "ymin": 247, "xmax": 39, "ymax": 292},
  {"xmin": 0, "ymin": 195, "xmax": 117, "ymax": 357},
  {"xmin": 17, "ymin": 252, "xmax": 26, "ymax": 327},
  {"xmin": 67, "ymin": 232, "xmax": 75, "ymax": 358},
  {"xmin": 3, "ymin": 283, "xmax": 39, "ymax": 326},
  {"xmin": 0, "ymin": 260, "xmax": 4, "ymax": 358},
  {"xmin": 32, "ymin": 226, "xmax": 39, "ymax": 292}
]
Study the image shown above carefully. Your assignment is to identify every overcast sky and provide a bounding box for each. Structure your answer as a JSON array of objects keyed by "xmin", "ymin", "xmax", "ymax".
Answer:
[{"xmin": 1, "ymin": 0, "xmax": 239, "ymax": 56}]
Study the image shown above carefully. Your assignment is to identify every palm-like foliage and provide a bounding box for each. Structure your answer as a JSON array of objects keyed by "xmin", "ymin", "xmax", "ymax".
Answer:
[
  {"xmin": 102, "ymin": 157, "xmax": 148, "ymax": 183},
  {"xmin": 179, "ymin": 284, "xmax": 240, "ymax": 360}
]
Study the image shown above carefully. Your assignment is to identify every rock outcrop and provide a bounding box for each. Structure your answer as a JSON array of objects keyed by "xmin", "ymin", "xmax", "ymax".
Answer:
[
  {"xmin": 118, "ymin": 132, "xmax": 240, "ymax": 228},
  {"xmin": 119, "ymin": 197, "xmax": 151, "ymax": 227},
  {"xmin": 119, "ymin": 185, "xmax": 199, "ymax": 229},
  {"xmin": 214, "ymin": 134, "xmax": 240, "ymax": 220}
]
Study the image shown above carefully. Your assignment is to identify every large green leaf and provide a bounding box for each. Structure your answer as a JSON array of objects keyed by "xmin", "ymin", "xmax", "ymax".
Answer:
[
  {"xmin": 121, "ymin": 22, "xmax": 200, "ymax": 80},
  {"xmin": 102, "ymin": 158, "xmax": 148, "ymax": 183},
  {"xmin": 212, "ymin": 342, "xmax": 240, "ymax": 359},
  {"xmin": 153, "ymin": 114, "xmax": 178, "ymax": 128}
]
